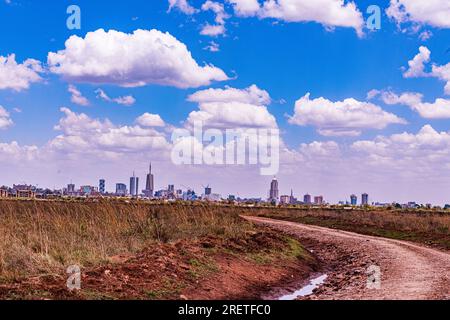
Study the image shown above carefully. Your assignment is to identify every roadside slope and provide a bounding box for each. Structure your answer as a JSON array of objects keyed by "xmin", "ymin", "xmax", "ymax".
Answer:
[
  {"xmin": 245, "ymin": 216, "xmax": 450, "ymax": 300},
  {"xmin": 0, "ymin": 227, "xmax": 317, "ymax": 300}
]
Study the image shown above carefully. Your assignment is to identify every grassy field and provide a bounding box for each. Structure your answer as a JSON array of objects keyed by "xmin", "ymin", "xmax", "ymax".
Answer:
[
  {"xmin": 0, "ymin": 200, "xmax": 255, "ymax": 279},
  {"xmin": 246, "ymin": 207, "xmax": 450, "ymax": 250},
  {"xmin": 2, "ymin": 199, "xmax": 447, "ymax": 299},
  {"xmin": 0, "ymin": 200, "xmax": 316, "ymax": 299}
]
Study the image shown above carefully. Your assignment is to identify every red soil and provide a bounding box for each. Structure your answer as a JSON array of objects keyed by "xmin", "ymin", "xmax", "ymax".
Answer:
[{"xmin": 0, "ymin": 228, "xmax": 317, "ymax": 300}]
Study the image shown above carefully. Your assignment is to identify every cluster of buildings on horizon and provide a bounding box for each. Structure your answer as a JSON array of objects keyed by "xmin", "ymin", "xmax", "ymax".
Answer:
[
  {"xmin": 0, "ymin": 168, "xmax": 449, "ymax": 209},
  {"xmin": 0, "ymin": 163, "xmax": 221, "ymax": 203},
  {"xmin": 268, "ymin": 177, "xmax": 367, "ymax": 206}
]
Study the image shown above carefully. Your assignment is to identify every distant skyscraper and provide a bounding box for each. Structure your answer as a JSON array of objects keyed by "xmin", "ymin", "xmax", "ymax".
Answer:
[
  {"xmin": 168, "ymin": 184, "xmax": 175, "ymax": 199},
  {"xmin": 362, "ymin": 193, "xmax": 369, "ymax": 206},
  {"xmin": 67, "ymin": 183, "xmax": 75, "ymax": 194},
  {"xmin": 304, "ymin": 194, "xmax": 312, "ymax": 205},
  {"xmin": 314, "ymin": 196, "xmax": 324, "ymax": 205},
  {"xmin": 350, "ymin": 194, "xmax": 358, "ymax": 206},
  {"xmin": 144, "ymin": 163, "xmax": 154, "ymax": 198},
  {"xmin": 130, "ymin": 172, "xmax": 139, "ymax": 197},
  {"xmin": 280, "ymin": 195, "xmax": 290, "ymax": 205},
  {"xmin": 99, "ymin": 179, "xmax": 106, "ymax": 194},
  {"xmin": 116, "ymin": 183, "xmax": 127, "ymax": 196},
  {"xmin": 204, "ymin": 186, "xmax": 212, "ymax": 196},
  {"xmin": 289, "ymin": 189, "xmax": 296, "ymax": 204},
  {"xmin": 80, "ymin": 185, "xmax": 97, "ymax": 196},
  {"xmin": 269, "ymin": 178, "xmax": 279, "ymax": 202}
]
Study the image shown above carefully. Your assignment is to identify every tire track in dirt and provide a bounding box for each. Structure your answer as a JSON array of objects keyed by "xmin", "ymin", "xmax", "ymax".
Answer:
[{"xmin": 245, "ymin": 216, "xmax": 450, "ymax": 300}]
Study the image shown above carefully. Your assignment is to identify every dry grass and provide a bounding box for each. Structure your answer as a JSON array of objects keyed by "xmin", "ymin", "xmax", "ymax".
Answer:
[
  {"xmin": 248, "ymin": 207, "xmax": 450, "ymax": 249},
  {"xmin": 2, "ymin": 199, "xmax": 449, "ymax": 284},
  {"xmin": 0, "ymin": 200, "xmax": 253, "ymax": 280},
  {"xmin": 249, "ymin": 207, "xmax": 450, "ymax": 233}
]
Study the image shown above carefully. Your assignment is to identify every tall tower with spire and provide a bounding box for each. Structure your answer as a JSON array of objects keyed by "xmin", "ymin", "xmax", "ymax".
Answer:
[{"xmin": 144, "ymin": 163, "xmax": 154, "ymax": 198}]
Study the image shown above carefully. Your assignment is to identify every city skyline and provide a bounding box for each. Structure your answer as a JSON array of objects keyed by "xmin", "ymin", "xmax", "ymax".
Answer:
[
  {"xmin": 0, "ymin": 167, "xmax": 441, "ymax": 208},
  {"xmin": 0, "ymin": 1, "xmax": 450, "ymax": 204}
]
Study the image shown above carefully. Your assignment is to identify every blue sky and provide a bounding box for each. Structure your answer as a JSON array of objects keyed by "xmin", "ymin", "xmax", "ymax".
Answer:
[{"xmin": 1, "ymin": 0, "xmax": 450, "ymax": 204}]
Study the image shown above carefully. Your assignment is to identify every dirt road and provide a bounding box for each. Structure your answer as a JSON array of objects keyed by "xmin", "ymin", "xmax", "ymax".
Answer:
[{"xmin": 245, "ymin": 216, "xmax": 450, "ymax": 300}]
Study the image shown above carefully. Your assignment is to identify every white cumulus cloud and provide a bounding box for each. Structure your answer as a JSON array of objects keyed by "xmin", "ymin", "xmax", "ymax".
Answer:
[
  {"xmin": 387, "ymin": 0, "xmax": 450, "ymax": 29},
  {"xmin": 200, "ymin": 1, "xmax": 230, "ymax": 36},
  {"xmin": 168, "ymin": 0, "xmax": 197, "ymax": 14},
  {"xmin": 50, "ymin": 108, "xmax": 169, "ymax": 155},
  {"xmin": 48, "ymin": 29, "xmax": 229, "ymax": 89},
  {"xmin": 68, "ymin": 85, "xmax": 90, "ymax": 106},
  {"xmin": 299, "ymin": 141, "xmax": 340, "ymax": 158},
  {"xmin": 432, "ymin": 62, "xmax": 450, "ymax": 95},
  {"xmin": 186, "ymin": 85, "xmax": 277, "ymax": 129},
  {"xmin": 188, "ymin": 84, "xmax": 271, "ymax": 105},
  {"xmin": 136, "ymin": 113, "xmax": 166, "ymax": 127},
  {"xmin": 352, "ymin": 125, "xmax": 450, "ymax": 173},
  {"xmin": 0, "ymin": 106, "xmax": 13, "ymax": 130},
  {"xmin": 402, "ymin": 46, "xmax": 450, "ymax": 95},
  {"xmin": 95, "ymin": 88, "xmax": 136, "ymax": 106},
  {"xmin": 0, "ymin": 141, "xmax": 38, "ymax": 161},
  {"xmin": 288, "ymin": 93, "xmax": 406, "ymax": 136},
  {"xmin": 227, "ymin": 0, "xmax": 261, "ymax": 17},
  {"xmin": 403, "ymin": 46, "xmax": 431, "ymax": 78},
  {"xmin": 381, "ymin": 91, "xmax": 450, "ymax": 119},
  {"xmin": 0, "ymin": 54, "xmax": 43, "ymax": 91},
  {"xmin": 227, "ymin": 0, "xmax": 365, "ymax": 37}
]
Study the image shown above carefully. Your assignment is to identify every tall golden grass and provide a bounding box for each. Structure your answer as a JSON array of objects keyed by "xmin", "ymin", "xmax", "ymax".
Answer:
[
  {"xmin": 2, "ymin": 200, "xmax": 449, "ymax": 281},
  {"xmin": 0, "ymin": 200, "xmax": 253, "ymax": 280},
  {"xmin": 248, "ymin": 207, "xmax": 450, "ymax": 248},
  {"xmin": 248, "ymin": 207, "xmax": 450, "ymax": 234}
]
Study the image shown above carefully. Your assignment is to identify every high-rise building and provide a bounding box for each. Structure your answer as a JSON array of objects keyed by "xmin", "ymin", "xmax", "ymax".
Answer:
[
  {"xmin": 80, "ymin": 185, "xmax": 97, "ymax": 196},
  {"xmin": 183, "ymin": 189, "xmax": 197, "ymax": 201},
  {"xmin": 99, "ymin": 179, "xmax": 106, "ymax": 194},
  {"xmin": 304, "ymin": 194, "xmax": 312, "ymax": 205},
  {"xmin": 269, "ymin": 178, "xmax": 279, "ymax": 202},
  {"xmin": 168, "ymin": 185, "xmax": 175, "ymax": 199},
  {"xmin": 362, "ymin": 193, "xmax": 369, "ymax": 206},
  {"xmin": 289, "ymin": 189, "xmax": 297, "ymax": 204},
  {"xmin": 67, "ymin": 183, "xmax": 75, "ymax": 194},
  {"xmin": 0, "ymin": 188, "xmax": 7, "ymax": 198},
  {"xmin": 136, "ymin": 177, "xmax": 139, "ymax": 196},
  {"xmin": 130, "ymin": 172, "xmax": 139, "ymax": 197},
  {"xmin": 350, "ymin": 194, "xmax": 358, "ymax": 206},
  {"xmin": 314, "ymin": 196, "xmax": 324, "ymax": 205},
  {"xmin": 280, "ymin": 195, "xmax": 290, "ymax": 205},
  {"xmin": 116, "ymin": 183, "xmax": 127, "ymax": 196},
  {"xmin": 143, "ymin": 163, "xmax": 154, "ymax": 198},
  {"xmin": 204, "ymin": 186, "xmax": 212, "ymax": 196}
]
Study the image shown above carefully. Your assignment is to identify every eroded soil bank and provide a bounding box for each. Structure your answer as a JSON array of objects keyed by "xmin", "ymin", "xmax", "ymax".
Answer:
[{"xmin": 0, "ymin": 226, "xmax": 319, "ymax": 300}]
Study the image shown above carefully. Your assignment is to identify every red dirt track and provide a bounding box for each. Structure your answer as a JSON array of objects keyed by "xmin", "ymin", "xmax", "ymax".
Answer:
[{"xmin": 246, "ymin": 216, "xmax": 450, "ymax": 300}]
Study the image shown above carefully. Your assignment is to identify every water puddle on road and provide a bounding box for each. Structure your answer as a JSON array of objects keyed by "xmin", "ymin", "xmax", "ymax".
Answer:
[{"xmin": 278, "ymin": 274, "xmax": 328, "ymax": 300}]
